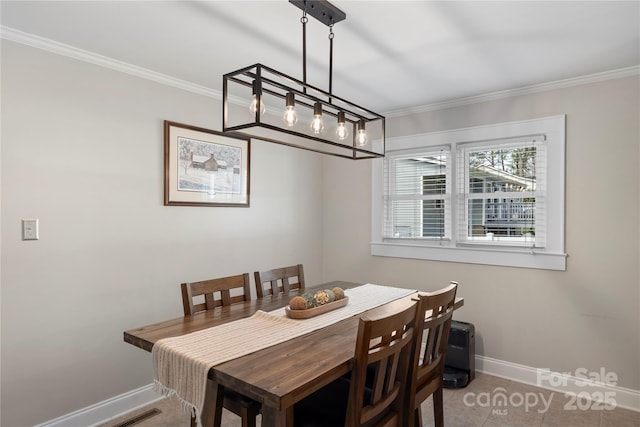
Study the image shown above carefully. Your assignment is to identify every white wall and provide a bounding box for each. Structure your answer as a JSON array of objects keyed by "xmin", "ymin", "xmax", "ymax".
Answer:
[
  {"xmin": 2, "ymin": 38, "xmax": 639, "ymax": 426},
  {"xmin": 0, "ymin": 41, "xmax": 325, "ymax": 426},
  {"xmin": 322, "ymin": 75, "xmax": 640, "ymax": 392}
]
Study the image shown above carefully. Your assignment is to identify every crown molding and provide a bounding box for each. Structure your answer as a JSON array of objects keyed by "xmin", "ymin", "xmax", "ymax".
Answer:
[
  {"xmin": 384, "ymin": 65, "xmax": 640, "ymax": 117},
  {"xmin": 3, "ymin": 26, "xmax": 637, "ymax": 117},
  {"xmin": 0, "ymin": 26, "xmax": 221, "ymax": 99}
]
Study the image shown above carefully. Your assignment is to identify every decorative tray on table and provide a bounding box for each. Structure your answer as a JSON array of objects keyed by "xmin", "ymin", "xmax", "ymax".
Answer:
[{"xmin": 285, "ymin": 288, "xmax": 348, "ymax": 319}]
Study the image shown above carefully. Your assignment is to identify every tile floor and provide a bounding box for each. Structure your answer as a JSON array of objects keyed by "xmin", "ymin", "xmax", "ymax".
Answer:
[{"xmin": 99, "ymin": 373, "xmax": 639, "ymax": 427}]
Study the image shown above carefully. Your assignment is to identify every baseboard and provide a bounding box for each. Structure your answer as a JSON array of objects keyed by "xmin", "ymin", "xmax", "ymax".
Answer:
[
  {"xmin": 476, "ymin": 355, "xmax": 640, "ymax": 412},
  {"xmin": 35, "ymin": 356, "xmax": 640, "ymax": 425},
  {"xmin": 33, "ymin": 384, "xmax": 163, "ymax": 427}
]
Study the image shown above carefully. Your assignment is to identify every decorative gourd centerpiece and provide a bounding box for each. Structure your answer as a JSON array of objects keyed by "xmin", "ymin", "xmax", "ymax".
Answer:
[{"xmin": 286, "ymin": 287, "xmax": 348, "ymax": 319}]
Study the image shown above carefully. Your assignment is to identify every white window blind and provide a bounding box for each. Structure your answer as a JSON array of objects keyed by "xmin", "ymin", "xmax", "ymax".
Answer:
[
  {"xmin": 383, "ymin": 148, "xmax": 451, "ymax": 240},
  {"xmin": 456, "ymin": 136, "xmax": 547, "ymax": 248}
]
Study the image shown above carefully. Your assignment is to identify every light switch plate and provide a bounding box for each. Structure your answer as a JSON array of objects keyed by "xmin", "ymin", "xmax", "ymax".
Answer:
[{"xmin": 22, "ymin": 219, "xmax": 39, "ymax": 240}]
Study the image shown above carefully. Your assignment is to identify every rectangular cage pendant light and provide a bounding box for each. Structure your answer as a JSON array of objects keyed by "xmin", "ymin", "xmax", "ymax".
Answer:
[
  {"xmin": 222, "ymin": 1, "xmax": 385, "ymax": 160},
  {"xmin": 223, "ymin": 64, "xmax": 385, "ymax": 160}
]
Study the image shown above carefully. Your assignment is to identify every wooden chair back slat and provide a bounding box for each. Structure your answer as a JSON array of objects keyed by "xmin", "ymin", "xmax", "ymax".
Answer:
[{"xmin": 254, "ymin": 264, "xmax": 305, "ymax": 298}]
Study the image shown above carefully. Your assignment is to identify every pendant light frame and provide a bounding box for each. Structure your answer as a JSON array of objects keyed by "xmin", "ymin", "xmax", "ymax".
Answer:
[{"xmin": 222, "ymin": 1, "xmax": 385, "ymax": 160}]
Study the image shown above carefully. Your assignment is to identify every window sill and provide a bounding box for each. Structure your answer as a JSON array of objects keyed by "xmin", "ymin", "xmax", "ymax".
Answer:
[{"xmin": 370, "ymin": 241, "xmax": 567, "ymax": 271}]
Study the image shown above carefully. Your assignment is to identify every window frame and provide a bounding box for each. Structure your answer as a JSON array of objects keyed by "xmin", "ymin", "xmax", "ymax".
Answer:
[{"xmin": 371, "ymin": 115, "xmax": 566, "ymax": 271}]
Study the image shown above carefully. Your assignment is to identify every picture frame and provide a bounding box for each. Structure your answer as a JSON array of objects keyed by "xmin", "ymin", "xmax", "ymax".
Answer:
[{"xmin": 164, "ymin": 121, "xmax": 250, "ymax": 207}]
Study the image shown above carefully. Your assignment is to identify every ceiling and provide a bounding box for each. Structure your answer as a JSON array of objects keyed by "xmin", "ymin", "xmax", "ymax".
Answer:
[{"xmin": 2, "ymin": 1, "xmax": 639, "ymax": 114}]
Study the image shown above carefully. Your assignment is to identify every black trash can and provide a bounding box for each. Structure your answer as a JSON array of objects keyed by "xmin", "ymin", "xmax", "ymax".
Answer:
[{"xmin": 443, "ymin": 320, "xmax": 475, "ymax": 388}]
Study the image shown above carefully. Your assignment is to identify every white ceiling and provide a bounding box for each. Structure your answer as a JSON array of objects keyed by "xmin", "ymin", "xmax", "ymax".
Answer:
[{"xmin": 2, "ymin": 1, "xmax": 639, "ymax": 114}]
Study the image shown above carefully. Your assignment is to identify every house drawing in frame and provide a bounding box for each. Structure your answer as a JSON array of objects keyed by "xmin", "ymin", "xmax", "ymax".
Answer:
[
  {"xmin": 177, "ymin": 136, "xmax": 242, "ymax": 195},
  {"xmin": 164, "ymin": 121, "xmax": 250, "ymax": 207}
]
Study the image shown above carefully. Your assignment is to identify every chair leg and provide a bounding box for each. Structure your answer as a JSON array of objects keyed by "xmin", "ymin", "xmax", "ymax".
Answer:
[
  {"xmin": 433, "ymin": 387, "xmax": 444, "ymax": 427},
  {"xmin": 413, "ymin": 406, "xmax": 423, "ymax": 427}
]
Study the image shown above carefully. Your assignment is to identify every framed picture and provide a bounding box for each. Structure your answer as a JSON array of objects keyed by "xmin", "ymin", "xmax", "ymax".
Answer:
[{"xmin": 164, "ymin": 121, "xmax": 250, "ymax": 207}]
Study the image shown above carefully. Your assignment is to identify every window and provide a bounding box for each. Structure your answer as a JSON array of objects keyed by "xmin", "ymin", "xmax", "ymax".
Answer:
[
  {"xmin": 456, "ymin": 139, "xmax": 545, "ymax": 248},
  {"xmin": 371, "ymin": 116, "xmax": 566, "ymax": 270},
  {"xmin": 384, "ymin": 149, "xmax": 450, "ymax": 239}
]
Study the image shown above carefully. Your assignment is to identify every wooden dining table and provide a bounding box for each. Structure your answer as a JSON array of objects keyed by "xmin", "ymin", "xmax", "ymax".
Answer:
[{"xmin": 124, "ymin": 281, "xmax": 464, "ymax": 426}]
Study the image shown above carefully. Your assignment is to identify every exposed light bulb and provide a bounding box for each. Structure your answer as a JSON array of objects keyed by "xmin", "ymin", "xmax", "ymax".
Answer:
[
  {"xmin": 283, "ymin": 107, "xmax": 297, "ymax": 127},
  {"xmin": 335, "ymin": 111, "xmax": 348, "ymax": 141},
  {"xmin": 249, "ymin": 79, "xmax": 266, "ymax": 116},
  {"xmin": 283, "ymin": 92, "xmax": 298, "ymax": 127},
  {"xmin": 249, "ymin": 96, "xmax": 266, "ymax": 116},
  {"xmin": 310, "ymin": 102, "xmax": 324, "ymax": 134},
  {"xmin": 311, "ymin": 116, "xmax": 324, "ymax": 134},
  {"xmin": 356, "ymin": 120, "xmax": 368, "ymax": 146}
]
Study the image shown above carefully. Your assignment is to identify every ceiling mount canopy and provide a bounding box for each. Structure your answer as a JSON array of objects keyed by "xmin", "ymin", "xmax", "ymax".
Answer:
[
  {"xmin": 223, "ymin": 0, "xmax": 385, "ymax": 160},
  {"xmin": 289, "ymin": 0, "xmax": 346, "ymax": 26}
]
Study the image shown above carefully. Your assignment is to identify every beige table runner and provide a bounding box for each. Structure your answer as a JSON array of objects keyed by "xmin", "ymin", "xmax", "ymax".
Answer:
[{"xmin": 152, "ymin": 284, "xmax": 415, "ymax": 425}]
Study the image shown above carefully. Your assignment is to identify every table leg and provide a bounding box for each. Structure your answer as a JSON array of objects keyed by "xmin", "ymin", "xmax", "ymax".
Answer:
[
  {"xmin": 261, "ymin": 406, "xmax": 293, "ymax": 426},
  {"xmin": 200, "ymin": 379, "xmax": 224, "ymax": 427}
]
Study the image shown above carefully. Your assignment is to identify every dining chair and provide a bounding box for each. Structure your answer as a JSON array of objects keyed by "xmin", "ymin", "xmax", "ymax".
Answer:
[
  {"xmin": 254, "ymin": 264, "xmax": 305, "ymax": 298},
  {"xmin": 405, "ymin": 282, "xmax": 458, "ymax": 427},
  {"xmin": 180, "ymin": 273, "xmax": 261, "ymax": 427},
  {"xmin": 181, "ymin": 273, "xmax": 253, "ymax": 315},
  {"xmin": 293, "ymin": 301, "xmax": 417, "ymax": 427}
]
